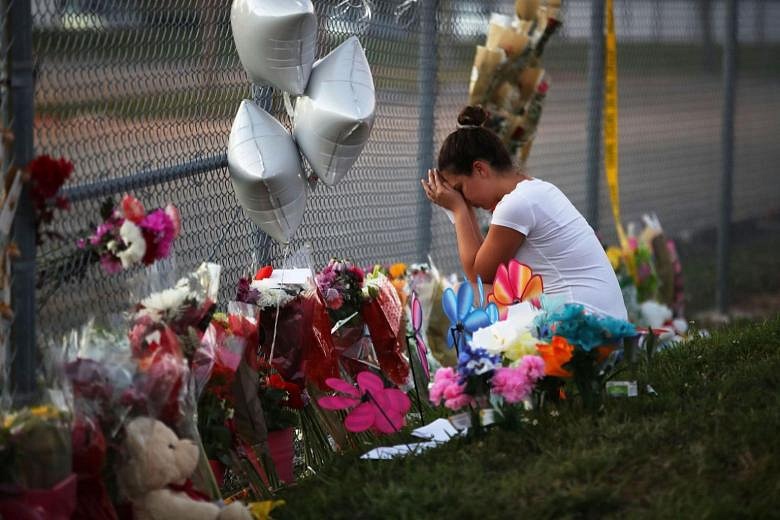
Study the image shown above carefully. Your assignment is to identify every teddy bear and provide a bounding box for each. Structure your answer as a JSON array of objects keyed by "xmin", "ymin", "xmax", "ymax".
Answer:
[{"xmin": 118, "ymin": 416, "xmax": 252, "ymax": 520}]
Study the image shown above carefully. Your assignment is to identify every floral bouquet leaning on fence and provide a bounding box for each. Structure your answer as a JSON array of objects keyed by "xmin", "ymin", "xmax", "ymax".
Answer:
[{"xmin": 77, "ymin": 194, "xmax": 181, "ymax": 275}]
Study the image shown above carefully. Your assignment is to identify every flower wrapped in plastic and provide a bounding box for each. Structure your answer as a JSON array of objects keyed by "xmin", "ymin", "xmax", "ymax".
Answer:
[
  {"xmin": 0, "ymin": 396, "xmax": 76, "ymax": 520},
  {"xmin": 236, "ymin": 265, "xmax": 338, "ymax": 389},
  {"xmin": 315, "ymin": 259, "xmax": 375, "ymax": 377},
  {"xmin": 362, "ymin": 270, "xmax": 410, "ymax": 386},
  {"xmin": 409, "ymin": 263, "xmax": 457, "ymax": 368},
  {"xmin": 466, "ymin": 7, "xmax": 563, "ymax": 163}
]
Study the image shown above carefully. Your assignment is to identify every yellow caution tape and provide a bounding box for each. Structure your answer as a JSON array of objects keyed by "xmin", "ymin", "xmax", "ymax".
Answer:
[{"xmin": 604, "ymin": 0, "xmax": 636, "ymax": 279}]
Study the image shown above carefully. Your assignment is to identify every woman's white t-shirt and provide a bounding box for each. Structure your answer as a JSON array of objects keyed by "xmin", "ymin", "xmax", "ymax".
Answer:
[{"xmin": 491, "ymin": 178, "xmax": 627, "ymax": 320}]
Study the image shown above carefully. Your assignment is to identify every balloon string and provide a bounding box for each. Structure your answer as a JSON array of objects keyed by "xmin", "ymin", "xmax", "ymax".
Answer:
[{"xmin": 268, "ymin": 243, "xmax": 290, "ymax": 365}]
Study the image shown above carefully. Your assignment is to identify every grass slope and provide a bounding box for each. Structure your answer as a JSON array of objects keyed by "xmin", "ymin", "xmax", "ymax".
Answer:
[{"xmin": 276, "ymin": 316, "xmax": 780, "ymax": 519}]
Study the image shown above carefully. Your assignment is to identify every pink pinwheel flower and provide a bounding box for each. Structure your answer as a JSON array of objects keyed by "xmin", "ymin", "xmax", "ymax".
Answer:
[
  {"xmin": 317, "ymin": 372, "xmax": 411, "ymax": 434},
  {"xmin": 488, "ymin": 260, "xmax": 544, "ymax": 319}
]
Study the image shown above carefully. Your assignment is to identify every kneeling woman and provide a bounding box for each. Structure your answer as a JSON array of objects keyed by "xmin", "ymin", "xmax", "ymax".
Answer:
[{"xmin": 422, "ymin": 106, "xmax": 627, "ymax": 320}]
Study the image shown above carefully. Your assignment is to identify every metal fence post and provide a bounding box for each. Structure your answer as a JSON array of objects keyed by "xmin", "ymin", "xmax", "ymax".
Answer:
[
  {"xmin": 585, "ymin": 0, "xmax": 605, "ymax": 229},
  {"xmin": 8, "ymin": 0, "xmax": 37, "ymax": 403},
  {"xmin": 416, "ymin": 0, "xmax": 438, "ymax": 261},
  {"xmin": 717, "ymin": 0, "xmax": 737, "ymax": 315}
]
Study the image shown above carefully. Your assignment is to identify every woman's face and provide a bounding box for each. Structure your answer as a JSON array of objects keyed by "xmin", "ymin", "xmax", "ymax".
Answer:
[{"xmin": 440, "ymin": 163, "xmax": 502, "ymax": 212}]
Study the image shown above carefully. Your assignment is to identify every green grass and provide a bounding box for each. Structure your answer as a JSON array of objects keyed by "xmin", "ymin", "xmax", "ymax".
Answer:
[{"xmin": 275, "ymin": 316, "xmax": 780, "ymax": 519}]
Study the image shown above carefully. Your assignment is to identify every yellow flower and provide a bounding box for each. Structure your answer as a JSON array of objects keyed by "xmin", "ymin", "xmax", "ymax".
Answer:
[
  {"xmin": 3, "ymin": 413, "xmax": 16, "ymax": 429},
  {"xmin": 606, "ymin": 246, "xmax": 623, "ymax": 270},
  {"xmin": 248, "ymin": 500, "xmax": 285, "ymax": 520},
  {"xmin": 30, "ymin": 405, "xmax": 56, "ymax": 418},
  {"xmin": 388, "ymin": 263, "xmax": 407, "ymax": 280},
  {"xmin": 504, "ymin": 330, "xmax": 541, "ymax": 362}
]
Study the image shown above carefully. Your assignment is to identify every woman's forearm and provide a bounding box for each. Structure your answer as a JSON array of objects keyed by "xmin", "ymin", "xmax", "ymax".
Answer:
[{"xmin": 453, "ymin": 204, "xmax": 484, "ymax": 282}]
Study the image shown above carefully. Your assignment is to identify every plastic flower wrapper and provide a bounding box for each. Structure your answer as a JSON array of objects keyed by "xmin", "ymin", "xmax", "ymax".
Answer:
[
  {"xmin": 0, "ymin": 394, "xmax": 73, "ymax": 490},
  {"xmin": 385, "ymin": 262, "xmax": 409, "ymax": 308},
  {"xmin": 0, "ymin": 339, "xmax": 76, "ymax": 520},
  {"xmin": 467, "ymin": 7, "xmax": 562, "ymax": 163},
  {"xmin": 131, "ymin": 262, "xmax": 221, "ymax": 360},
  {"xmin": 315, "ymin": 258, "xmax": 365, "ymax": 326},
  {"xmin": 361, "ymin": 269, "xmax": 410, "ymax": 386},
  {"xmin": 300, "ymin": 288, "xmax": 340, "ymax": 390},
  {"xmin": 410, "ymin": 261, "xmax": 458, "ymax": 368},
  {"xmin": 256, "ymin": 289, "xmax": 308, "ymax": 387}
]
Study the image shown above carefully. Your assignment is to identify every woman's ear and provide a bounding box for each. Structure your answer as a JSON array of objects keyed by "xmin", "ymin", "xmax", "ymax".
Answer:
[{"xmin": 473, "ymin": 160, "xmax": 490, "ymax": 178}]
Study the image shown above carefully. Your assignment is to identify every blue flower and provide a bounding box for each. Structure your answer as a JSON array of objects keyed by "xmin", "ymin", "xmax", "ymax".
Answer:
[
  {"xmin": 457, "ymin": 345, "xmax": 501, "ymax": 381},
  {"xmin": 534, "ymin": 300, "xmax": 637, "ymax": 352}
]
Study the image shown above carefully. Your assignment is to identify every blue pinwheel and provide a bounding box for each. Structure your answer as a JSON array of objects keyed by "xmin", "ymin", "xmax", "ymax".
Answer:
[
  {"xmin": 476, "ymin": 275, "xmax": 500, "ymax": 324},
  {"xmin": 442, "ymin": 281, "xmax": 492, "ymax": 355}
]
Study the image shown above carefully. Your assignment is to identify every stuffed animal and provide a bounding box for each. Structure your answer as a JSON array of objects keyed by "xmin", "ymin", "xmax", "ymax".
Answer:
[{"xmin": 118, "ymin": 417, "xmax": 252, "ymax": 520}]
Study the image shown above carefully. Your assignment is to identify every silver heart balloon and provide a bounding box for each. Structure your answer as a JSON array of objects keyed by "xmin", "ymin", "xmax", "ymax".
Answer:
[
  {"xmin": 293, "ymin": 36, "xmax": 376, "ymax": 187},
  {"xmin": 230, "ymin": 0, "xmax": 317, "ymax": 95},
  {"xmin": 228, "ymin": 100, "xmax": 308, "ymax": 244}
]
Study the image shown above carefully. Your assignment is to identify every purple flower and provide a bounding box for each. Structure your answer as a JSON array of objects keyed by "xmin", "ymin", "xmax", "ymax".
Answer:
[
  {"xmin": 90, "ymin": 220, "xmax": 117, "ymax": 246},
  {"xmin": 235, "ymin": 277, "xmax": 261, "ymax": 305}
]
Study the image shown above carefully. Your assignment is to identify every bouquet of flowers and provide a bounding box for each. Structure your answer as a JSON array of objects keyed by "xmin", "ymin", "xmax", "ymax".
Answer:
[
  {"xmin": 315, "ymin": 259, "xmax": 375, "ymax": 376},
  {"xmin": 362, "ymin": 268, "xmax": 410, "ymax": 386},
  {"xmin": 606, "ymin": 214, "xmax": 687, "ymax": 343},
  {"xmin": 467, "ymin": 2, "xmax": 562, "ymax": 162},
  {"xmin": 315, "ymin": 258, "xmax": 365, "ymax": 326},
  {"xmin": 408, "ymin": 262, "xmax": 457, "ymax": 368},
  {"xmin": 77, "ymin": 194, "xmax": 180, "ymax": 275},
  {"xmin": 430, "ymin": 260, "xmax": 638, "ymax": 424},
  {"xmin": 0, "ymin": 398, "xmax": 77, "ymax": 519}
]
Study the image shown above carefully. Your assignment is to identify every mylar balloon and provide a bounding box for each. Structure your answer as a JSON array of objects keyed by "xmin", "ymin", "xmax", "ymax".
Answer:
[
  {"xmin": 228, "ymin": 100, "xmax": 308, "ymax": 244},
  {"xmin": 293, "ymin": 36, "xmax": 376, "ymax": 187},
  {"xmin": 230, "ymin": 0, "xmax": 317, "ymax": 95}
]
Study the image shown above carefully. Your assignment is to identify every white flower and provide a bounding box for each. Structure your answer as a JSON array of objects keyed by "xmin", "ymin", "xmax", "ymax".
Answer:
[
  {"xmin": 116, "ymin": 220, "xmax": 146, "ymax": 268},
  {"xmin": 252, "ymin": 279, "xmax": 297, "ymax": 309},
  {"xmin": 505, "ymin": 301, "xmax": 540, "ymax": 329},
  {"xmin": 140, "ymin": 286, "xmax": 189, "ymax": 316},
  {"xmin": 639, "ymin": 300, "xmax": 672, "ymax": 329},
  {"xmin": 471, "ymin": 304, "xmax": 541, "ymax": 362}
]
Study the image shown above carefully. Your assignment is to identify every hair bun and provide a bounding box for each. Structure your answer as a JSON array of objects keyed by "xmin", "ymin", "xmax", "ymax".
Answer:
[{"xmin": 457, "ymin": 105, "xmax": 488, "ymax": 127}]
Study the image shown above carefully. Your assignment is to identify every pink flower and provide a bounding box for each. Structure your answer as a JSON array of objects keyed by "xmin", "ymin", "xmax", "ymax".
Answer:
[
  {"xmin": 121, "ymin": 194, "xmax": 146, "ymax": 223},
  {"xmin": 99, "ymin": 254, "xmax": 122, "ymax": 274},
  {"xmin": 520, "ymin": 354, "xmax": 546, "ymax": 381},
  {"xmin": 318, "ymin": 372, "xmax": 411, "ymax": 434},
  {"xmin": 139, "ymin": 209, "xmax": 177, "ymax": 264},
  {"xmin": 429, "ymin": 367, "xmax": 472, "ymax": 411},
  {"xmin": 490, "ymin": 355, "xmax": 546, "ymax": 404}
]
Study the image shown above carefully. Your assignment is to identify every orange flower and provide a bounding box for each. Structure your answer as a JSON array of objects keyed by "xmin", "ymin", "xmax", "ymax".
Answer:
[
  {"xmin": 387, "ymin": 262, "xmax": 407, "ymax": 280},
  {"xmin": 536, "ymin": 336, "xmax": 574, "ymax": 378}
]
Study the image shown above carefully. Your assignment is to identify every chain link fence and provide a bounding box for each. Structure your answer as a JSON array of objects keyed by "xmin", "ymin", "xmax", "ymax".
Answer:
[{"xmin": 2, "ymin": 0, "xmax": 778, "ymax": 342}]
